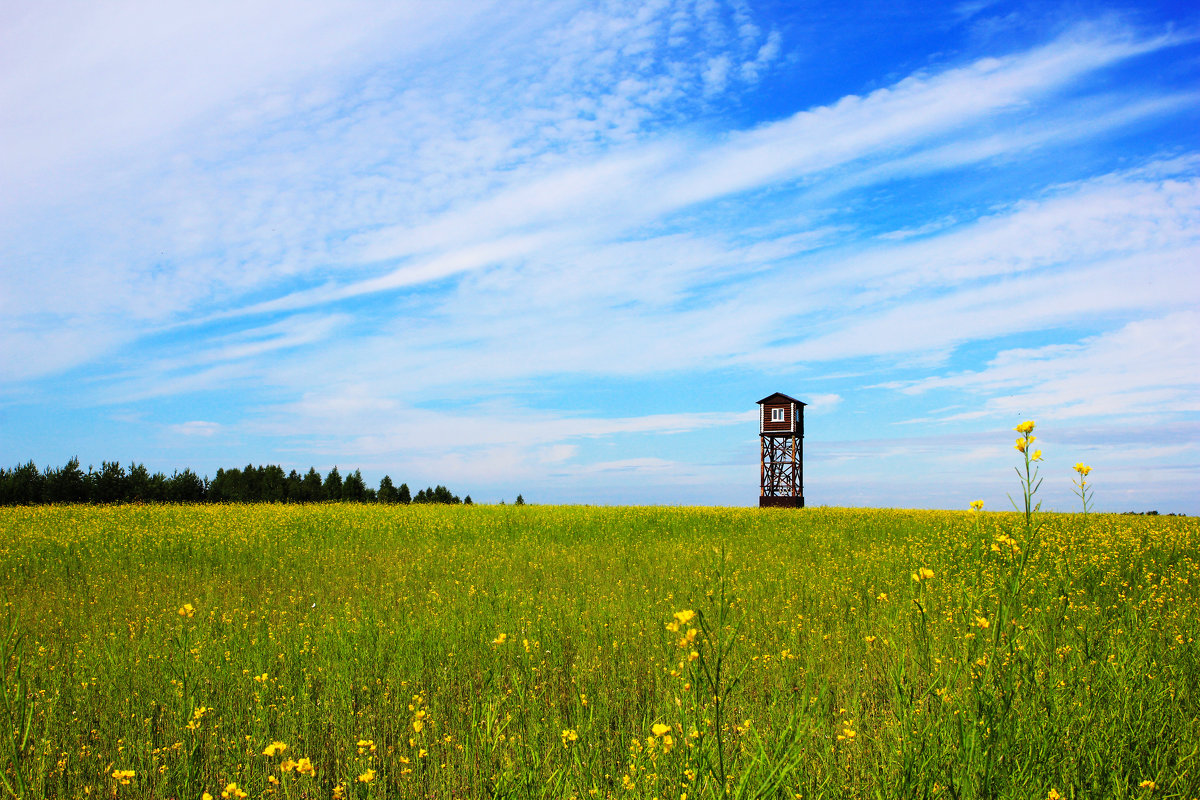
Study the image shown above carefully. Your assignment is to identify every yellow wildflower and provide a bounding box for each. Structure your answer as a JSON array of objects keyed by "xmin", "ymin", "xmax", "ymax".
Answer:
[
  {"xmin": 177, "ymin": 604, "xmax": 195, "ymax": 618},
  {"xmin": 1047, "ymin": 791, "xmax": 1061, "ymax": 800},
  {"xmin": 911, "ymin": 567, "xmax": 934, "ymax": 582},
  {"xmin": 1031, "ymin": 449, "xmax": 1042, "ymax": 461},
  {"xmin": 1140, "ymin": 780, "xmax": 1156, "ymax": 790},
  {"xmin": 254, "ymin": 673, "xmax": 269, "ymax": 683},
  {"xmin": 651, "ymin": 723, "xmax": 671, "ymax": 737},
  {"xmin": 111, "ymin": 769, "xmax": 135, "ymax": 785},
  {"xmin": 332, "ymin": 786, "xmax": 346, "ymax": 799},
  {"xmin": 186, "ymin": 706, "xmax": 209, "ymax": 731},
  {"xmin": 1015, "ymin": 420, "xmax": 1035, "ymax": 434},
  {"xmin": 673, "ymin": 609, "xmax": 696, "ymax": 625},
  {"xmin": 974, "ymin": 616, "xmax": 989, "ymax": 629},
  {"xmin": 203, "ymin": 793, "xmax": 213, "ymax": 800},
  {"xmin": 356, "ymin": 739, "xmax": 376, "ymax": 754},
  {"xmin": 992, "ymin": 534, "xmax": 1021, "ymax": 554},
  {"xmin": 969, "ymin": 500, "xmax": 984, "ymax": 511},
  {"xmin": 262, "ymin": 741, "xmax": 287, "ymax": 757},
  {"xmin": 280, "ymin": 759, "xmax": 297, "ymax": 772},
  {"xmin": 357, "ymin": 768, "xmax": 376, "ymax": 783},
  {"xmin": 1074, "ymin": 463, "xmax": 1092, "ymax": 476},
  {"xmin": 561, "ymin": 728, "xmax": 578, "ymax": 747},
  {"xmin": 221, "ymin": 784, "xmax": 248, "ymax": 800},
  {"xmin": 295, "ymin": 757, "xmax": 315, "ymax": 777},
  {"xmin": 492, "ymin": 632, "xmax": 507, "ymax": 645}
]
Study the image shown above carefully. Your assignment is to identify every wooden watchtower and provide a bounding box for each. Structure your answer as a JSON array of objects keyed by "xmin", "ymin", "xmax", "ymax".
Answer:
[{"xmin": 758, "ymin": 392, "xmax": 805, "ymax": 508}]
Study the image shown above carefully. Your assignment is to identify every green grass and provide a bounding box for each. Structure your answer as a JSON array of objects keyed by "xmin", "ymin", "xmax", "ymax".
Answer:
[{"xmin": 0, "ymin": 503, "xmax": 1197, "ymax": 799}]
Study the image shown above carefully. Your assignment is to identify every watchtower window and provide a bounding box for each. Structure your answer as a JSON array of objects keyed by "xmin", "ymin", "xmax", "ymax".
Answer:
[{"xmin": 771, "ymin": 408, "xmax": 785, "ymax": 422}]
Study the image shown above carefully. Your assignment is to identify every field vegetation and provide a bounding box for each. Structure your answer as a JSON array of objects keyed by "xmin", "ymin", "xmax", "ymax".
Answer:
[{"xmin": 0, "ymin": 427, "xmax": 1197, "ymax": 798}]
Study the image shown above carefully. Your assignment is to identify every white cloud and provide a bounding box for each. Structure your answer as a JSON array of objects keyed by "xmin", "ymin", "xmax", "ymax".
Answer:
[
  {"xmin": 184, "ymin": 22, "xmax": 1194, "ymax": 337},
  {"xmin": 888, "ymin": 312, "xmax": 1200, "ymax": 421},
  {"xmin": 0, "ymin": 0, "xmax": 501, "ymax": 205},
  {"xmin": 703, "ymin": 55, "xmax": 732, "ymax": 95},
  {"xmin": 805, "ymin": 394, "xmax": 843, "ymax": 414},
  {"xmin": 169, "ymin": 421, "xmax": 221, "ymax": 437}
]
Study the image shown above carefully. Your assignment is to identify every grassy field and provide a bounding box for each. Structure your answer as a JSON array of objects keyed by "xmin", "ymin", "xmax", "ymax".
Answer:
[{"xmin": 0, "ymin": 501, "xmax": 1197, "ymax": 799}]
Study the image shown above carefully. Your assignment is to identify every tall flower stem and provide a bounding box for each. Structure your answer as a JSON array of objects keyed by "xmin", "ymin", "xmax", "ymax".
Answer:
[
  {"xmin": 1008, "ymin": 421, "xmax": 1042, "ymax": 535},
  {"xmin": 1072, "ymin": 463, "xmax": 1094, "ymax": 515}
]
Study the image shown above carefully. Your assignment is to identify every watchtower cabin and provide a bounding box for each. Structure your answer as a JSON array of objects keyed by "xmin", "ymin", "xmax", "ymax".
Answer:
[{"xmin": 758, "ymin": 392, "xmax": 805, "ymax": 508}]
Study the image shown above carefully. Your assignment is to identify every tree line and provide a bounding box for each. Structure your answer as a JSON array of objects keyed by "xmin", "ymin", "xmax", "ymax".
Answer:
[{"xmin": 0, "ymin": 459, "xmax": 481, "ymax": 506}]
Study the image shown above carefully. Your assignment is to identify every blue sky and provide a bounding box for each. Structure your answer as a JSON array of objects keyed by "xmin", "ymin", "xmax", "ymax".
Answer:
[{"xmin": 2, "ymin": 0, "xmax": 1198, "ymax": 511}]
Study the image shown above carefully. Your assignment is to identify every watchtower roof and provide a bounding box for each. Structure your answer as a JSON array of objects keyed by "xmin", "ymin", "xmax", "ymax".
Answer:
[{"xmin": 757, "ymin": 392, "xmax": 806, "ymax": 406}]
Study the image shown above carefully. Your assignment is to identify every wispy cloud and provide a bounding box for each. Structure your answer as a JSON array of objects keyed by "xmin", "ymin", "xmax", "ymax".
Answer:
[
  {"xmin": 887, "ymin": 311, "xmax": 1200, "ymax": 421},
  {"xmin": 169, "ymin": 421, "xmax": 222, "ymax": 438}
]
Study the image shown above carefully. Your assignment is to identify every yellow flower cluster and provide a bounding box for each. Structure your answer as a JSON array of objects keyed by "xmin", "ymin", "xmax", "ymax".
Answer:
[
  {"xmin": 992, "ymin": 533, "xmax": 1021, "ymax": 555},
  {"xmin": 911, "ymin": 567, "xmax": 935, "ymax": 582},
  {"xmin": 650, "ymin": 722, "xmax": 673, "ymax": 752},
  {"xmin": 411, "ymin": 694, "xmax": 429, "ymax": 733},
  {"xmin": 1074, "ymin": 462, "xmax": 1092, "ymax": 477},
  {"xmin": 1013, "ymin": 421, "xmax": 1042, "ymax": 459},
  {"xmin": 186, "ymin": 706, "xmax": 210, "ymax": 731},
  {"xmin": 111, "ymin": 769, "xmax": 135, "ymax": 785},
  {"xmin": 666, "ymin": 609, "xmax": 701, "ymax": 677},
  {"xmin": 276, "ymin": 754, "xmax": 315, "ymax": 777},
  {"xmin": 664, "ymin": 608, "xmax": 695, "ymax": 632}
]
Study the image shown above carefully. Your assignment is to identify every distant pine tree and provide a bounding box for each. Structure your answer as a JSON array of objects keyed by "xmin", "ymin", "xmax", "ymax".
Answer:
[
  {"xmin": 94, "ymin": 461, "xmax": 128, "ymax": 503},
  {"xmin": 325, "ymin": 466, "xmax": 343, "ymax": 501},
  {"xmin": 343, "ymin": 470, "xmax": 366, "ymax": 502},
  {"xmin": 378, "ymin": 475, "xmax": 399, "ymax": 503},
  {"xmin": 46, "ymin": 457, "xmax": 87, "ymax": 503},
  {"xmin": 285, "ymin": 469, "xmax": 303, "ymax": 502},
  {"xmin": 302, "ymin": 467, "xmax": 323, "ymax": 502},
  {"xmin": 169, "ymin": 469, "xmax": 206, "ymax": 502},
  {"xmin": 127, "ymin": 463, "xmax": 151, "ymax": 501}
]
